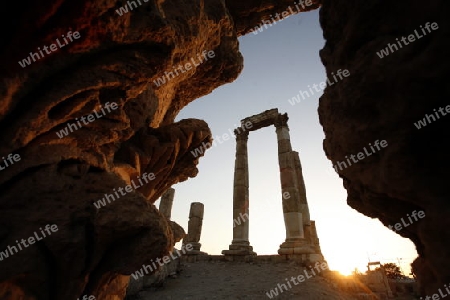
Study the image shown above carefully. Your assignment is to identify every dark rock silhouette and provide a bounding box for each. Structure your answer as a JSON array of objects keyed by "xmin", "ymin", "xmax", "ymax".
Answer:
[
  {"xmin": 1, "ymin": 0, "xmax": 448, "ymax": 299},
  {"xmin": 319, "ymin": 0, "xmax": 450, "ymax": 296}
]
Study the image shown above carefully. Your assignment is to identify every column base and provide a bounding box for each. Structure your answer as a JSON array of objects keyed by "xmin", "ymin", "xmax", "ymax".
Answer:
[
  {"xmin": 222, "ymin": 241, "xmax": 257, "ymax": 256},
  {"xmin": 278, "ymin": 232, "xmax": 324, "ymax": 264},
  {"xmin": 184, "ymin": 242, "xmax": 202, "ymax": 251},
  {"xmin": 278, "ymin": 238, "xmax": 318, "ymax": 256},
  {"xmin": 182, "ymin": 242, "xmax": 208, "ymax": 256}
]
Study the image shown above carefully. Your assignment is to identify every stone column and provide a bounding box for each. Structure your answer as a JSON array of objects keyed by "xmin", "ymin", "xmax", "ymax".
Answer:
[
  {"xmin": 275, "ymin": 114, "xmax": 313, "ymax": 256},
  {"xmin": 293, "ymin": 151, "xmax": 310, "ymax": 225},
  {"xmin": 307, "ymin": 221, "xmax": 324, "ymax": 262},
  {"xmin": 222, "ymin": 128, "xmax": 256, "ymax": 257},
  {"xmin": 183, "ymin": 202, "xmax": 206, "ymax": 255},
  {"xmin": 292, "ymin": 150, "xmax": 313, "ymax": 251},
  {"xmin": 310, "ymin": 221, "xmax": 322, "ymax": 253},
  {"xmin": 159, "ymin": 188, "xmax": 175, "ymax": 219}
]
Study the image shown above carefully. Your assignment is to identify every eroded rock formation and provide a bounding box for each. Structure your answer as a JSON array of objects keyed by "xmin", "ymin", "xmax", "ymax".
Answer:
[
  {"xmin": 0, "ymin": 1, "xmax": 318, "ymax": 299},
  {"xmin": 1, "ymin": 0, "xmax": 446, "ymax": 298},
  {"xmin": 318, "ymin": 0, "xmax": 450, "ymax": 295}
]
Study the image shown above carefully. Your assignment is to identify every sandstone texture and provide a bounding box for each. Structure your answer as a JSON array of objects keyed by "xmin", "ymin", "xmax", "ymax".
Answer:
[
  {"xmin": 0, "ymin": 1, "xmax": 318, "ymax": 299},
  {"xmin": 318, "ymin": 0, "xmax": 450, "ymax": 295},
  {"xmin": 126, "ymin": 248, "xmax": 182, "ymax": 299},
  {"xmin": 1, "ymin": 0, "xmax": 446, "ymax": 299}
]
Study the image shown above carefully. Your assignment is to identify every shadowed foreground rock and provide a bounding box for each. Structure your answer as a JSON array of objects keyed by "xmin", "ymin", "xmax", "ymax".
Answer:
[
  {"xmin": 318, "ymin": 0, "xmax": 450, "ymax": 295},
  {"xmin": 1, "ymin": 0, "xmax": 448, "ymax": 298},
  {"xmin": 0, "ymin": 0, "xmax": 318, "ymax": 299}
]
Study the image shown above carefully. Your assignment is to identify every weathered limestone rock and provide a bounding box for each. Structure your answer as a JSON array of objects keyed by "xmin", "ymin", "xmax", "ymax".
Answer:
[
  {"xmin": 4, "ymin": 0, "xmax": 319, "ymax": 298},
  {"xmin": 125, "ymin": 248, "xmax": 182, "ymax": 299},
  {"xmin": 2, "ymin": 0, "xmax": 447, "ymax": 298},
  {"xmin": 0, "ymin": 0, "xmax": 321, "ymax": 298},
  {"xmin": 318, "ymin": 0, "xmax": 450, "ymax": 295},
  {"xmin": 126, "ymin": 189, "xmax": 185, "ymax": 299},
  {"xmin": 169, "ymin": 221, "xmax": 186, "ymax": 244}
]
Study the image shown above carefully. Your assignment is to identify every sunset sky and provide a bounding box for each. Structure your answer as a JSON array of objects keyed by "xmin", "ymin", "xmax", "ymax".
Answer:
[{"xmin": 157, "ymin": 9, "xmax": 418, "ymax": 276}]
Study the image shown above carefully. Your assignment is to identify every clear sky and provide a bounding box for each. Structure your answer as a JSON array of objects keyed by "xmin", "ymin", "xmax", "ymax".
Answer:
[{"xmin": 158, "ymin": 9, "xmax": 418, "ymax": 276}]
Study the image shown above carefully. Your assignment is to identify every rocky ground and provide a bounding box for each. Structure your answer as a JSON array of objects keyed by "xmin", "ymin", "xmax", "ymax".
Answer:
[{"xmin": 131, "ymin": 260, "xmax": 358, "ymax": 300}]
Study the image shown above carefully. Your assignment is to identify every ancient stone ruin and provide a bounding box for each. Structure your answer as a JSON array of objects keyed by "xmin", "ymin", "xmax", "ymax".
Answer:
[
  {"xmin": 222, "ymin": 109, "xmax": 323, "ymax": 263},
  {"xmin": 182, "ymin": 202, "xmax": 207, "ymax": 257},
  {"xmin": 159, "ymin": 188, "xmax": 175, "ymax": 220},
  {"xmin": 364, "ymin": 262, "xmax": 394, "ymax": 298},
  {"xmin": 159, "ymin": 189, "xmax": 206, "ymax": 257},
  {"xmin": 0, "ymin": 0, "xmax": 448, "ymax": 299}
]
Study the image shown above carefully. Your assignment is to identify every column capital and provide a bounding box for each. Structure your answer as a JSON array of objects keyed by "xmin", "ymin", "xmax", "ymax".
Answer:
[
  {"xmin": 274, "ymin": 113, "xmax": 289, "ymax": 129},
  {"xmin": 234, "ymin": 128, "xmax": 249, "ymax": 141}
]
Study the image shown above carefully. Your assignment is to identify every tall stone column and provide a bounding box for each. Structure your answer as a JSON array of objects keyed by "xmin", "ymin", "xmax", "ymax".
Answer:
[
  {"xmin": 183, "ymin": 202, "xmax": 206, "ymax": 255},
  {"xmin": 310, "ymin": 221, "xmax": 323, "ymax": 254},
  {"xmin": 222, "ymin": 128, "xmax": 256, "ymax": 257},
  {"xmin": 159, "ymin": 188, "xmax": 175, "ymax": 219},
  {"xmin": 275, "ymin": 114, "xmax": 313, "ymax": 256},
  {"xmin": 293, "ymin": 151, "xmax": 310, "ymax": 225}
]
